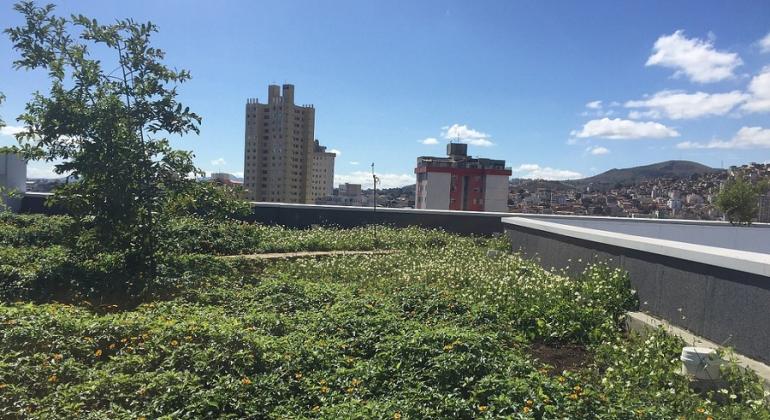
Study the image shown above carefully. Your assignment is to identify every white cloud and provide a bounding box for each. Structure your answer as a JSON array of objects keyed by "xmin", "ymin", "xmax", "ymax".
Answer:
[
  {"xmin": 741, "ymin": 67, "xmax": 770, "ymax": 113},
  {"xmin": 441, "ymin": 123, "xmax": 495, "ymax": 147},
  {"xmin": 349, "ymin": 161, "xmax": 359, "ymax": 165},
  {"xmin": 511, "ymin": 164, "xmax": 581, "ymax": 180},
  {"xmin": 463, "ymin": 138, "xmax": 494, "ymax": 147},
  {"xmin": 328, "ymin": 148, "xmax": 341, "ymax": 156},
  {"xmin": 581, "ymin": 100, "xmax": 615, "ymax": 117},
  {"xmin": 211, "ymin": 157, "xmax": 226, "ymax": 166},
  {"xmin": 27, "ymin": 163, "xmax": 65, "ymax": 179},
  {"xmin": 646, "ymin": 30, "xmax": 742, "ymax": 83},
  {"xmin": 586, "ymin": 100, "xmax": 603, "ymax": 109},
  {"xmin": 587, "ymin": 146, "xmax": 610, "ymax": 155},
  {"xmin": 571, "ymin": 118, "xmax": 680, "ymax": 139},
  {"xmin": 759, "ymin": 32, "xmax": 770, "ymax": 53},
  {"xmin": 335, "ymin": 171, "xmax": 413, "ymax": 189},
  {"xmin": 676, "ymin": 126, "xmax": 770, "ymax": 149},
  {"xmin": 420, "ymin": 137, "xmax": 440, "ymax": 145},
  {"xmin": 0, "ymin": 125, "xmax": 25, "ymax": 137},
  {"xmin": 625, "ymin": 90, "xmax": 747, "ymax": 119}
]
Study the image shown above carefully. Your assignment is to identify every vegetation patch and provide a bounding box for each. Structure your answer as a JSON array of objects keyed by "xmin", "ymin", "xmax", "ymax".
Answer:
[{"xmin": 1, "ymin": 214, "xmax": 768, "ymax": 418}]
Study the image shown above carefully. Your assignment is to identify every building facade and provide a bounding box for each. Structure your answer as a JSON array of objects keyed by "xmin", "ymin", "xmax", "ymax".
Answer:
[
  {"xmin": 758, "ymin": 192, "xmax": 770, "ymax": 223},
  {"xmin": 414, "ymin": 143, "xmax": 512, "ymax": 212},
  {"xmin": 310, "ymin": 140, "xmax": 335, "ymax": 202},
  {"xmin": 244, "ymin": 84, "xmax": 334, "ymax": 203}
]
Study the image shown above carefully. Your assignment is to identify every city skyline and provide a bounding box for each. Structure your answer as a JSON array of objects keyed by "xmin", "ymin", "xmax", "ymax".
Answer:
[{"xmin": 1, "ymin": 1, "xmax": 769, "ymax": 188}]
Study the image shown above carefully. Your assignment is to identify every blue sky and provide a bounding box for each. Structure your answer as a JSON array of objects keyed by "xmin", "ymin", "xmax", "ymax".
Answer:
[{"xmin": 1, "ymin": 1, "xmax": 769, "ymax": 187}]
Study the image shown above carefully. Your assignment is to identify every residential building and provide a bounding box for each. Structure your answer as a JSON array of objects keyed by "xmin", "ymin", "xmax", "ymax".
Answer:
[
  {"xmin": 316, "ymin": 183, "xmax": 364, "ymax": 206},
  {"xmin": 310, "ymin": 140, "xmax": 335, "ymax": 202},
  {"xmin": 339, "ymin": 183, "xmax": 362, "ymax": 197},
  {"xmin": 414, "ymin": 143, "xmax": 512, "ymax": 212},
  {"xmin": 244, "ymin": 84, "xmax": 333, "ymax": 203}
]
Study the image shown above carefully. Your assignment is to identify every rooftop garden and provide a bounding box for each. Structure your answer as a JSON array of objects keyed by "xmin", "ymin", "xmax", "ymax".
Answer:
[
  {"xmin": 1, "ymin": 3, "xmax": 768, "ymax": 418},
  {"xmin": 1, "ymin": 214, "xmax": 769, "ymax": 419}
]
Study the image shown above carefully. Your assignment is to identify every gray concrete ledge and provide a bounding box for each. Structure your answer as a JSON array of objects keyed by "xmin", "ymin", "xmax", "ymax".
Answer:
[
  {"xmin": 502, "ymin": 217, "xmax": 770, "ymax": 277},
  {"xmin": 627, "ymin": 311, "xmax": 770, "ymax": 389},
  {"xmin": 248, "ymin": 201, "xmax": 510, "ymax": 218}
]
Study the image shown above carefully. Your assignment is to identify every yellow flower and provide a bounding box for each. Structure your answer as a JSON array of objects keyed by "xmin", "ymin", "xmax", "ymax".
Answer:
[
  {"xmin": 351, "ymin": 378, "xmax": 362, "ymax": 387},
  {"xmin": 525, "ymin": 399, "xmax": 533, "ymax": 407},
  {"xmin": 241, "ymin": 377, "xmax": 252, "ymax": 385},
  {"xmin": 320, "ymin": 385, "xmax": 330, "ymax": 394},
  {"xmin": 294, "ymin": 372, "xmax": 303, "ymax": 380},
  {"xmin": 108, "ymin": 343, "xmax": 116, "ymax": 350},
  {"xmin": 393, "ymin": 413, "xmax": 402, "ymax": 420},
  {"xmin": 478, "ymin": 405, "xmax": 488, "ymax": 412},
  {"xmin": 523, "ymin": 406, "xmax": 532, "ymax": 414},
  {"xmin": 557, "ymin": 376, "xmax": 566, "ymax": 383},
  {"xmin": 568, "ymin": 393, "xmax": 578, "ymax": 400},
  {"xmin": 53, "ymin": 354, "xmax": 63, "ymax": 361},
  {"xmin": 170, "ymin": 340, "xmax": 179, "ymax": 347},
  {"xmin": 0, "ymin": 384, "xmax": 7, "ymax": 389},
  {"xmin": 121, "ymin": 338, "xmax": 128, "ymax": 343},
  {"xmin": 312, "ymin": 406, "xmax": 320, "ymax": 412},
  {"xmin": 696, "ymin": 408, "xmax": 705, "ymax": 414},
  {"xmin": 94, "ymin": 349, "xmax": 102, "ymax": 357},
  {"xmin": 47, "ymin": 374, "xmax": 57, "ymax": 383}
]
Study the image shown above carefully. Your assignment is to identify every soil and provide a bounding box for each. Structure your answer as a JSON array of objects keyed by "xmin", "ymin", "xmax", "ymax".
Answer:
[{"xmin": 529, "ymin": 342, "xmax": 592, "ymax": 374}]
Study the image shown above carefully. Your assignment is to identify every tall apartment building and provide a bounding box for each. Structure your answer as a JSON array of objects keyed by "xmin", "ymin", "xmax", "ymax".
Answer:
[
  {"xmin": 244, "ymin": 84, "xmax": 334, "ymax": 203},
  {"xmin": 415, "ymin": 143, "xmax": 512, "ymax": 212},
  {"xmin": 310, "ymin": 139, "xmax": 335, "ymax": 201}
]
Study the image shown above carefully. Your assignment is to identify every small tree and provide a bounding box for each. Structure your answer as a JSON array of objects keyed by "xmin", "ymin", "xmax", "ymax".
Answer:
[
  {"xmin": 6, "ymin": 1, "xmax": 201, "ymax": 297},
  {"xmin": 715, "ymin": 177, "xmax": 765, "ymax": 226}
]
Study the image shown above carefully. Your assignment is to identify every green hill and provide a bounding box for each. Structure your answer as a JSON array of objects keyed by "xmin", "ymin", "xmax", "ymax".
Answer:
[{"xmin": 576, "ymin": 160, "xmax": 722, "ymax": 186}]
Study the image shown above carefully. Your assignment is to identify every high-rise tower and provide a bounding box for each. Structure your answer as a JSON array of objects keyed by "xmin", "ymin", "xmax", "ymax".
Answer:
[{"xmin": 244, "ymin": 84, "xmax": 333, "ymax": 203}]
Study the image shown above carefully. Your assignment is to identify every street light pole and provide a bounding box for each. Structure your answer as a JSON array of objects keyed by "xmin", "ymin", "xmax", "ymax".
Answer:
[{"xmin": 372, "ymin": 162, "xmax": 379, "ymax": 247}]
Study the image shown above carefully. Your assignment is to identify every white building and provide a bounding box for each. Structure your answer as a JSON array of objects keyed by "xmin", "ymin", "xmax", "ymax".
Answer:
[
  {"xmin": 0, "ymin": 152, "xmax": 26, "ymax": 212},
  {"xmin": 415, "ymin": 143, "xmax": 511, "ymax": 212}
]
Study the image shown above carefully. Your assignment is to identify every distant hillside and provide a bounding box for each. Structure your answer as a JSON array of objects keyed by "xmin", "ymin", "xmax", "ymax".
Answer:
[
  {"xmin": 574, "ymin": 160, "xmax": 723, "ymax": 187},
  {"xmin": 510, "ymin": 178, "xmax": 577, "ymax": 191}
]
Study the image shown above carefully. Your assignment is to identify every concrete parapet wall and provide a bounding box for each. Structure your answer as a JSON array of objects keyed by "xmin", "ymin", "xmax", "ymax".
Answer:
[{"xmin": 504, "ymin": 217, "xmax": 770, "ymax": 364}]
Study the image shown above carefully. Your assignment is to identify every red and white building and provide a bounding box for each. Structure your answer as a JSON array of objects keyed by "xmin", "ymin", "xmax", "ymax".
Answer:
[{"xmin": 414, "ymin": 143, "xmax": 511, "ymax": 212}]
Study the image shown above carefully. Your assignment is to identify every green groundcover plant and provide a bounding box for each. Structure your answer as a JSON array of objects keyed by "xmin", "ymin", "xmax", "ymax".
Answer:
[{"xmin": 0, "ymin": 214, "xmax": 768, "ymax": 419}]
